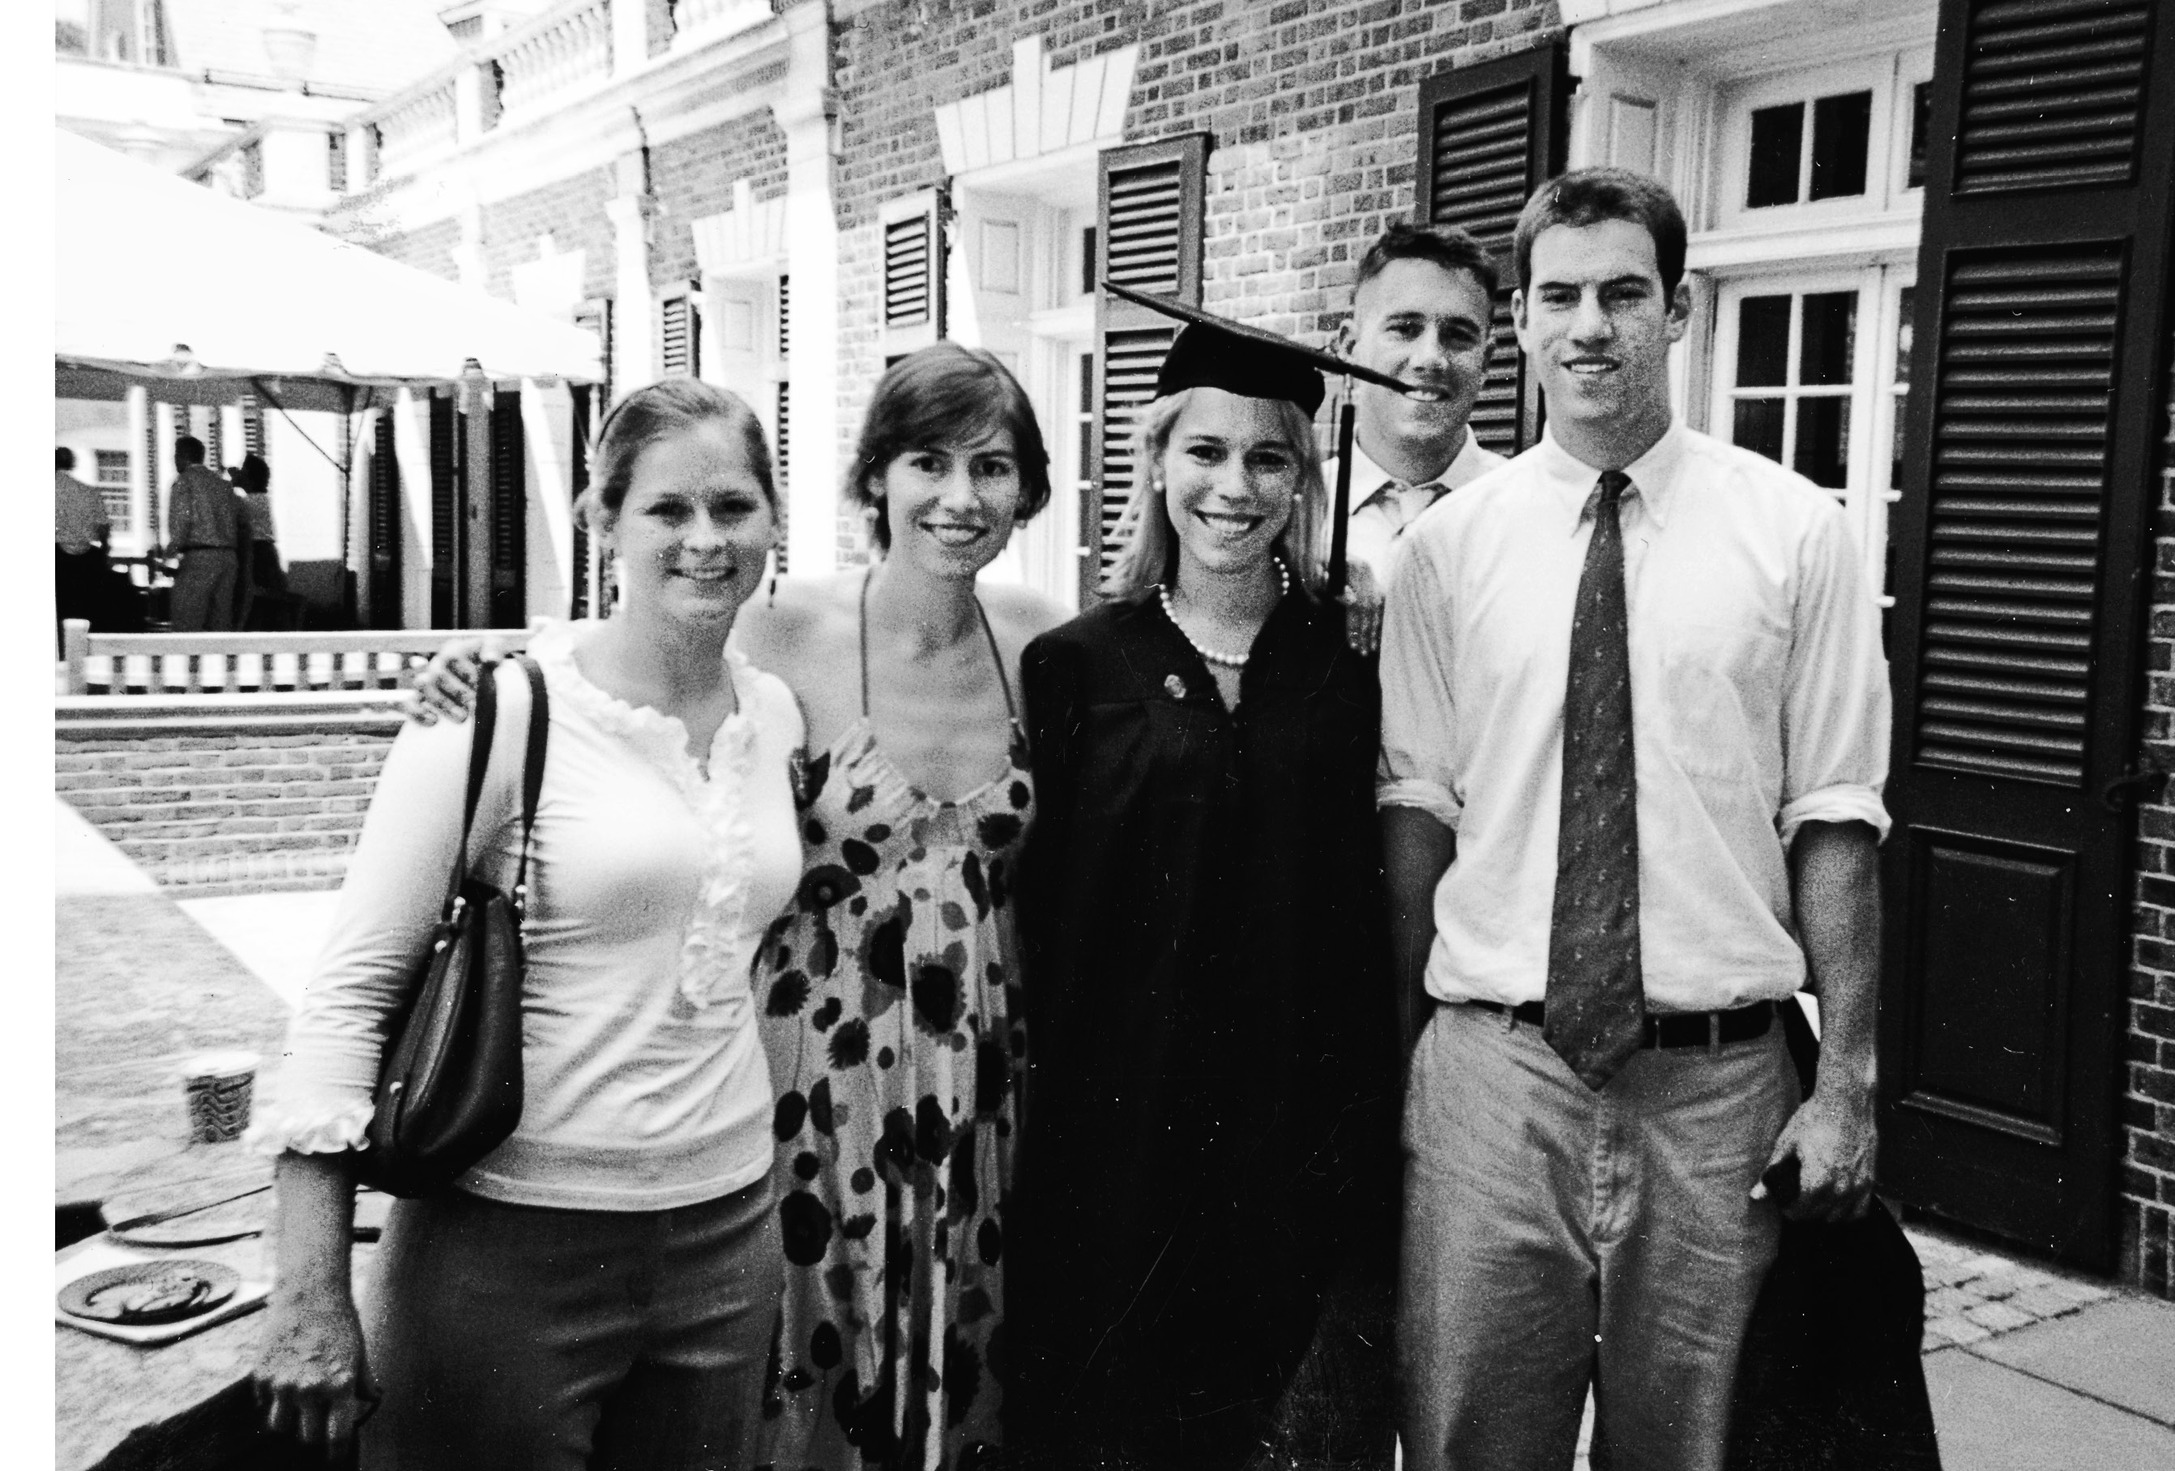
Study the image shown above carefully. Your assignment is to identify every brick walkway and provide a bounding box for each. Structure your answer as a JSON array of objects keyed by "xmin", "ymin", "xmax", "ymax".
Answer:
[{"xmin": 1908, "ymin": 1225, "xmax": 2116, "ymax": 1352}]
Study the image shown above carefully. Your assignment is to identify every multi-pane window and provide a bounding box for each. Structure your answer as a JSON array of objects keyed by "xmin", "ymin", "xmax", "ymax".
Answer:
[
  {"xmin": 1747, "ymin": 91, "xmax": 1873, "ymax": 208},
  {"xmin": 1713, "ymin": 270, "xmax": 1912, "ymax": 605}
]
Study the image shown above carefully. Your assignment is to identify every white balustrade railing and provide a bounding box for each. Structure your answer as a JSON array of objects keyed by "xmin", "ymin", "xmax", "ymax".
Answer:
[
  {"xmin": 672, "ymin": 0, "xmax": 768, "ymax": 40},
  {"xmin": 373, "ymin": 80, "xmax": 459, "ymax": 174},
  {"xmin": 499, "ymin": 0, "xmax": 613, "ymax": 116},
  {"xmin": 58, "ymin": 623, "xmax": 534, "ymax": 698}
]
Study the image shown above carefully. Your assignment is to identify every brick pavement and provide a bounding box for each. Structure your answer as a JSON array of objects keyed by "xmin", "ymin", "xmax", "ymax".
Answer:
[{"xmin": 1907, "ymin": 1224, "xmax": 2116, "ymax": 1353}]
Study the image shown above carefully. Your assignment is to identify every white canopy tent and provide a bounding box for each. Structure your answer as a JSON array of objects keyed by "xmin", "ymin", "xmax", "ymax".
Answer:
[
  {"xmin": 54, "ymin": 129, "xmax": 603, "ymax": 405},
  {"xmin": 55, "ymin": 129, "xmax": 604, "ymax": 627}
]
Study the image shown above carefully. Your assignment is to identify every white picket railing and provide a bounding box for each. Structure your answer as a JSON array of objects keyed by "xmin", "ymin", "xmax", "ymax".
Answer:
[{"xmin": 58, "ymin": 621, "xmax": 531, "ymax": 698}]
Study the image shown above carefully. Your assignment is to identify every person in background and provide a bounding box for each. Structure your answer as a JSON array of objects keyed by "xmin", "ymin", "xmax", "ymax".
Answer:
[
  {"xmin": 55, "ymin": 447, "xmax": 111, "ymax": 647},
  {"xmin": 1009, "ymin": 317, "xmax": 1397, "ymax": 1469},
  {"xmin": 1380, "ymin": 167, "xmax": 1888, "ymax": 1471},
  {"xmin": 251, "ymin": 380, "xmax": 803, "ymax": 1469},
  {"xmin": 235, "ymin": 453, "xmax": 285, "ymax": 628},
  {"xmin": 162, "ymin": 435, "xmax": 246, "ymax": 631},
  {"xmin": 1328, "ymin": 221, "xmax": 1506, "ymax": 650}
]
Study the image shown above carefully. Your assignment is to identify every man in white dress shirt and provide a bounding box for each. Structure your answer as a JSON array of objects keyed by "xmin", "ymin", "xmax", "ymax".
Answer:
[
  {"xmin": 1378, "ymin": 169, "xmax": 1888, "ymax": 1470},
  {"xmin": 1327, "ymin": 223, "xmax": 1507, "ymax": 638}
]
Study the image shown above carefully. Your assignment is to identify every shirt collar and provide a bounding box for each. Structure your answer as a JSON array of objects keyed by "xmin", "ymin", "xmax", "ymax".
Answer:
[
  {"xmin": 1346, "ymin": 428, "xmax": 1480, "ymax": 513},
  {"xmin": 1535, "ymin": 419, "xmax": 1686, "ymax": 535}
]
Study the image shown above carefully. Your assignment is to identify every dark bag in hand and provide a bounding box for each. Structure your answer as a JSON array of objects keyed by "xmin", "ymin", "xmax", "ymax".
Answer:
[
  {"xmin": 1724, "ymin": 999, "xmax": 1943, "ymax": 1470},
  {"xmin": 352, "ymin": 655, "xmax": 547, "ymax": 1199}
]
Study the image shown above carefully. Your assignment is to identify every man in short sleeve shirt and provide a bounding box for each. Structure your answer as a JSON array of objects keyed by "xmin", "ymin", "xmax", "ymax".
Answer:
[{"xmin": 1378, "ymin": 169, "xmax": 1890, "ymax": 1471}]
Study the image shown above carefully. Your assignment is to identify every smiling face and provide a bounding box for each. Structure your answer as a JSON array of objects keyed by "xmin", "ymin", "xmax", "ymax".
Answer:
[
  {"xmin": 603, "ymin": 417, "xmax": 779, "ymax": 628},
  {"xmin": 1340, "ymin": 258, "xmax": 1492, "ymax": 469},
  {"xmin": 1158, "ymin": 387, "xmax": 1301, "ymax": 584},
  {"xmin": 1513, "ymin": 217, "xmax": 1690, "ymax": 469},
  {"xmin": 873, "ymin": 427, "xmax": 1024, "ymax": 580}
]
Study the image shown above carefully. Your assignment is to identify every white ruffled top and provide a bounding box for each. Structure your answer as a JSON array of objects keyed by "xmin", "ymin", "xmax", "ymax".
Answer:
[{"xmin": 246, "ymin": 619, "xmax": 806, "ymax": 1211}]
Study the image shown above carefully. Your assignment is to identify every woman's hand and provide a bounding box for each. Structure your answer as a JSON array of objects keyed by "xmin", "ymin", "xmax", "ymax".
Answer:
[
  {"xmin": 405, "ymin": 637, "xmax": 489, "ymax": 726},
  {"xmin": 255, "ymin": 1277, "xmax": 375, "ymax": 1450},
  {"xmin": 1341, "ymin": 560, "xmax": 1384, "ymax": 656}
]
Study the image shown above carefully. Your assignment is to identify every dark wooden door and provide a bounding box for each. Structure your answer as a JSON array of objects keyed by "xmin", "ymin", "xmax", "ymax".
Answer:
[
  {"xmin": 1877, "ymin": 0, "xmax": 2175, "ymax": 1270},
  {"xmin": 1087, "ymin": 132, "xmax": 1208, "ymax": 604},
  {"xmin": 1412, "ymin": 41, "xmax": 1568, "ymax": 455}
]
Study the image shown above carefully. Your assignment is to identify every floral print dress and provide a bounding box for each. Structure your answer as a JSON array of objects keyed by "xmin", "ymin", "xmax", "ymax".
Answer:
[{"xmin": 755, "ymin": 598, "xmax": 1031, "ymax": 1471}]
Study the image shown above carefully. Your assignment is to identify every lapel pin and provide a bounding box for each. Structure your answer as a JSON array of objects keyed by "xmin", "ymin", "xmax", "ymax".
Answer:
[{"xmin": 1164, "ymin": 673, "xmax": 1188, "ymax": 701}]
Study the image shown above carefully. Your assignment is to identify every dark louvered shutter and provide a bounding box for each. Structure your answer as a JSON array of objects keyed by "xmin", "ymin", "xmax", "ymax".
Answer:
[
  {"xmin": 490, "ymin": 389, "xmax": 527, "ymax": 628},
  {"xmin": 1878, "ymin": 0, "xmax": 2175, "ymax": 1270},
  {"xmin": 881, "ymin": 191, "xmax": 947, "ymax": 360},
  {"xmin": 144, "ymin": 408, "xmax": 161, "ymax": 546},
  {"xmin": 570, "ymin": 383, "xmax": 593, "ymax": 620},
  {"xmin": 429, "ymin": 393, "xmax": 458, "ymax": 628},
  {"xmin": 774, "ymin": 380, "xmax": 791, "ymax": 574},
  {"xmin": 1413, "ymin": 43, "xmax": 1569, "ymax": 454},
  {"xmin": 660, "ymin": 288, "xmax": 700, "ymax": 379},
  {"xmin": 366, "ymin": 410, "xmax": 402, "ymax": 630},
  {"xmin": 1089, "ymin": 133, "xmax": 1209, "ymax": 603}
]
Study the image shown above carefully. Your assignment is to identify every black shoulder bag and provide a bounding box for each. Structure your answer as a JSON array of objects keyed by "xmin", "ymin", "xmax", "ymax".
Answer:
[{"xmin": 353, "ymin": 655, "xmax": 548, "ymax": 1199}]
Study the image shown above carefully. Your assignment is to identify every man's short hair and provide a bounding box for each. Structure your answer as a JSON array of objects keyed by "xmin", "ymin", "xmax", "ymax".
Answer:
[
  {"xmin": 174, "ymin": 436, "xmax": 206, "ymax": 467},
  {"xmin": 1513, "ymin": 168, "xmax": 1688, "ymax": 300},
  {"xmin": 1355, "ymin": 221, "xmax": 1501, "ymax": 304},
  {"xmin": 55, "ymin": 447, "xmax": 75, "ymax": 472}
]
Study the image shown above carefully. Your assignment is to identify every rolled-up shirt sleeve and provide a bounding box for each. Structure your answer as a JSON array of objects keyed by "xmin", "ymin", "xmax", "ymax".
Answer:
[
  {"xmin": 1777, "ymin": 506, "xmax": 1893, "ymax": 848},
  {"xmin": 1376, "ymin": 535, "xmax": 1463, "ymax": 829},
  {"xmin": 245, "ymin": 691, "xmax": 522, "ymax": 1156}
]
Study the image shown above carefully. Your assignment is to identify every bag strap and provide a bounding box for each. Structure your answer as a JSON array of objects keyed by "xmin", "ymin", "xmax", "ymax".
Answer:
[
  {"xmin": 443, "ymin": 657, "xmax": 501, "ymax": 914},
  {"xmin": 508, "ymin": 652, "xmax": 549, "ymax": 914}
]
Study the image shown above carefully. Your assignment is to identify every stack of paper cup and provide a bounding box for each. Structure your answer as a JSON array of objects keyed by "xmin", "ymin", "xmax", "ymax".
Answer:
[{"xmin": 181, "ymin": 1051, "xmax": 260, "ymax": 1144}]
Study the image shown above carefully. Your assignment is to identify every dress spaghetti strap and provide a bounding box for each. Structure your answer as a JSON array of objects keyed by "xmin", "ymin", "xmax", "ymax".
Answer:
[{"xmin": 858, "ymin": 567, "xmax": 1018, "ymax": 727}]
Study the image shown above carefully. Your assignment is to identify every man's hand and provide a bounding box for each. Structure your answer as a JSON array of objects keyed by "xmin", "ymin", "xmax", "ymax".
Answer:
[
  {"xmin": 1341, "ymin": 559, "xmax": 1384, "ymax": 657},
  {"xmin": 1762, "ymin": 819, "xmax": 1883, "ymax": 1223},
  {"xmin": 1754, "ymin": 1069, "xmax": 1876, "ymax": 1221},
  {"xmin": 405, "ymin": 637, "xmax": 490, "ymax": 726}
]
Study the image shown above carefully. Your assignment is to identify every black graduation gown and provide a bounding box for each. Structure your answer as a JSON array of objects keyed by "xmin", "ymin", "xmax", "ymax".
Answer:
[{"xmin": 1008, "ymin": 587, "xmax": 1397, "ymax": 1468}]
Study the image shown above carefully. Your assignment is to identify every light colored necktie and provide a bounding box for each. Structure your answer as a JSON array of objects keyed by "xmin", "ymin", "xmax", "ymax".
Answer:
[
  {"xmin": 1545, "ymin": 470, "xmax": 1647, "ymax": 1090},
  {"xmin": 1391, "ymin": 481, "xmax": 1446, "ymax": 532}
]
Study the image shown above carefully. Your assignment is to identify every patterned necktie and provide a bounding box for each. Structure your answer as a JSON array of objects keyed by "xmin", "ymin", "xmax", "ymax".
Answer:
[{"xmin": 1545, "ymin": 470, "xmax": 1647, "ymax": 1090}]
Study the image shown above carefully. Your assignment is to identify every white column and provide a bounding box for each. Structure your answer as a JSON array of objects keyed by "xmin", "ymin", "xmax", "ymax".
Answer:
[
  {"xmin": 522, "ymin": 379, "xmax": 575, "ymax": 619},
  {"xmin": 608, "ymin": 192, "xmax": 657, "ymax": 394},
  {"xmin": 776, "ymin": 3, "xmax": 840, "ymax": 576}
]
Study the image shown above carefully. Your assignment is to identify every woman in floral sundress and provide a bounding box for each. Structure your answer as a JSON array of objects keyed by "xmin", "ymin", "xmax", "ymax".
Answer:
[{"xmin": 736, "ymin": 344, "xmax": 1068, "ymax": 1471}]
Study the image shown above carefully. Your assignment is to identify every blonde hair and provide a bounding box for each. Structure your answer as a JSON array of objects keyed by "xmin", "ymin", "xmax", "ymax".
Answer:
[{"xmin": 1102, "ymin": 388, "xmax": 1329, "ymax": 598}]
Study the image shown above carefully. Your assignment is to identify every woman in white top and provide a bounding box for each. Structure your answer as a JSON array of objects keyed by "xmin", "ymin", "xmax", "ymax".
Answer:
[{"xmin": 249, "ymin": 380, "xmax": 804, "ymax": 1470}]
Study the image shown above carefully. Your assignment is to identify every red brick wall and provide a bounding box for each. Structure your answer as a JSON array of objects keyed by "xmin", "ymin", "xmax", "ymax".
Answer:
[
  {"xmin": 2126, "ymin": 315, "xmax": 2175, "ymax": 1299},
  {"xmin": 649, "ymin": 112, "xmax": 791, "ymax": 288},
  {"xmin": 482, "ymin": 166, "xmax": 620, "ymax": 303},
  {"xmin": 827, "ymin": 0, "xmax": 1562, "ymax": 558},
  {"xmin": 57, "ymin": 715, "xmax": 400, "ymax": 897},
  {"xmin": 367, "ymin": 214, "xmax": 461, "ymax": 284}
]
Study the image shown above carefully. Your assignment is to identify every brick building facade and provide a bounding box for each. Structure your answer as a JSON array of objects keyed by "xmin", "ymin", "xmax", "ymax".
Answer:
[{"xmin": 131, "ymin": 0, "xmax": 2174, "ymax": 1296}]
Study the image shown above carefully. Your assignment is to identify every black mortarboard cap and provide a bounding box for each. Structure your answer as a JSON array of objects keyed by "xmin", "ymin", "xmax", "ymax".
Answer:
[
  {"xmin": 1101, "ymin": 279, "xmax": 1434, "ymax": 599},
  {"xmin": 1101, "ymin": 279, "xmax": 1428, "ymax": 411},
  {"xmin": 1155, "ymin": 319, "xmax": 1326, "ymax": 415}
]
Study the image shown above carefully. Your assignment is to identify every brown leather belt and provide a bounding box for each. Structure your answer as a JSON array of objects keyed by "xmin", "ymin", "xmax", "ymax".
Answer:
[{"xmin": 1462, "ymin": 998, "xmax": 1775, "ymax": 1050}]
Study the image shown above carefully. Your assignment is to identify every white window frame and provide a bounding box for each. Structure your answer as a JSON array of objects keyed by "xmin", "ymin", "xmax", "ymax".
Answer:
[{"xmin": 1569, "ymin": 0, "xmax": 1937, "ymax": 608}]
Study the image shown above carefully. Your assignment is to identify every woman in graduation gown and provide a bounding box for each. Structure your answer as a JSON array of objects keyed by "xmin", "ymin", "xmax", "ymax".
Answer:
[{"xmin": 1008, "ymin": 320, "xmax": 1399, "ymax": 1470}]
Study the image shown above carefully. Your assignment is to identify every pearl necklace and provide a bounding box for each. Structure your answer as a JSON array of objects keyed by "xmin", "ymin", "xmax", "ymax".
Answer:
[{"xmin": 1157, "ymin": 558, "xmax": 1290, "ymax": 669}]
